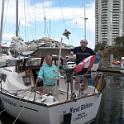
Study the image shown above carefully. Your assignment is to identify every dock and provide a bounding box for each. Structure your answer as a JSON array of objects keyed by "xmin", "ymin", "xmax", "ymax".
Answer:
[{"xmin": 98, "ymin": 67, "xmax": 124, "ymax": 75}]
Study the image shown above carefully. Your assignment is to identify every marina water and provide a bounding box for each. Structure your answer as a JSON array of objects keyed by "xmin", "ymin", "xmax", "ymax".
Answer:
[{"xmin": 0, "ymin": 74, "xmax": 124, "ymax": 124}]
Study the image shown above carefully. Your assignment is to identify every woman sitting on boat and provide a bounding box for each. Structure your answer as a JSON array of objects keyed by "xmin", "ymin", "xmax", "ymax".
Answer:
[{"xmin": 36, "ymin": 54, "xmax": 59, "ymax": 98}]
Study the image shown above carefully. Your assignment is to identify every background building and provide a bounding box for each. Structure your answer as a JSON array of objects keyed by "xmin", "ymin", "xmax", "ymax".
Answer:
[{"xmin": 95, "ymin": 0, "xmax": 124, "ymax": 46}]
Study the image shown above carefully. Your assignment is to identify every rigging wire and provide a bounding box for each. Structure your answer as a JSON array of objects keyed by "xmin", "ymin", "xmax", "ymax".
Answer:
[
  {"xmin": 26, "ymin": 0, "xmax": 35, "ymax": 41},
  {"xmin": 0, "ymin": 0, "xmax": 5, "ymax": 45},
  {"xmin": 49, "ymin": 19, "xmax": 51, "ymax": 38},
  {"xmin": 42, "ymin": 0, "xmax": 47, "ymax": 36},
  {"xmin": 59, "ymin": 0, "xmax": 71, "ymax": 44},
  {"xmin": 15, "ymin": 0, "xmax": 20, "ymax": 37},
  {"xmin": 57, "ymin": 0, "xmax": 72, "ymax": 67},
  {"xmin": 34, "ymin": 0, "xmax": 37, "ymax": 40},
  {"xmin": 42, "ymin": 0, "xmax": 50, "ymax": 37},
  {"xmin": 23, "ymin": 0, "xmax": 27, "ymax": 42},
  {"xmin": 22, "ymin": 0, "xmax": 31, "ymax": 42},
  {"xmin": 21, "ymin": 0, "xmax": 36, "ymax": 42},
  {"xmin": 59, "ymin": 0, "xmax": 67, "ymax": 29},
  {"xmin": 0, "ymin": 0, "xmax": 12, "ymax": 46},
  {"xmin": 2, "ymin": 0, "xmax": 9, "ymax": 42}
]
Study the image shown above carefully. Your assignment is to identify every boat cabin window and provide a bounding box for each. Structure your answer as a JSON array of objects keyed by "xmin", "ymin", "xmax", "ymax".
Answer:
[
  {"xmin": 23, "ymin": 75, "xmax": 31, "ymax": 86},
  {"xmin": 1, "ymin": 47, "xmax": 9, "ymax": 55},
  {"xmin": 26, "ymin": 58, "xmax": 42, "ymax": 67},
  {"xmin": 15, "ymin": 59, "xmax": 27, "ymax": 72},
  {"xmin": 15, "ymin": 58, "xmax": 44, "ymax": 73},
  {"xmin": 6, "ymin": 59, "xmax": 16, "ymax": 66},
  {"xmin": 1, "ymin": 73, "xmax": 7, "ymax": 82}
]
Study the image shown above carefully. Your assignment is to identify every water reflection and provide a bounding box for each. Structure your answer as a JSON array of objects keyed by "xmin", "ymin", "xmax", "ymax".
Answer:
[{"xmin": 93, "ymin": 75, "xmax": 124, "ymax": 124}]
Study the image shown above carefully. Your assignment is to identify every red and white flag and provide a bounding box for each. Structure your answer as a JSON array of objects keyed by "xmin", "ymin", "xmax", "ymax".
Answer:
[{"xmin": 74, "ymin": 55, "xmax": 96, "ymax": 73}]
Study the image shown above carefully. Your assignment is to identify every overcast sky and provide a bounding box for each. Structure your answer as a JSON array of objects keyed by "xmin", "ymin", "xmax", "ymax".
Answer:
[{"xmin": 0, "ymin": 0, "xmax": 95, "ymax": 49}]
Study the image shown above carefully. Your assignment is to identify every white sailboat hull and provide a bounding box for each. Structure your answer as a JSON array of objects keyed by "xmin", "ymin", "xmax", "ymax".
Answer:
[
  {"xmin": 0, "ymin": 92, "xmax": 102, "ymax": 124},
  {"xmin": 0, "ymin": 57, "xmax": 105, "ymax": 124}
]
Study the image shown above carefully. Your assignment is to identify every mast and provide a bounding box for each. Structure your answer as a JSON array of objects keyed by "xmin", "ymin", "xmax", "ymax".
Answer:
[
  {"xmin": 16, "ymin": 0, "xmax": 19, "ymax": 37},
  {"xmin": 0, "ymin": 0, "xmax": 5, "ymax": 46},
  {"xmin": 84, "ymin": 0, "xmax": 88, "ymax": 40}
]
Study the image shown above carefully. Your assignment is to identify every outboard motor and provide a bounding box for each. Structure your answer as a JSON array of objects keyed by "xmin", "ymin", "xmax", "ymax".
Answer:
[{"xmin": 63, "ymin": 65, "xmax": 76, "ymax": 101}]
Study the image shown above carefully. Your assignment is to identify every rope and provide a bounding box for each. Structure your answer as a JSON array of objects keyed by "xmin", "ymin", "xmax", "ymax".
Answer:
[{"xmin": 0, "ymin": 108, "xmax": 7, "ymax": 114}]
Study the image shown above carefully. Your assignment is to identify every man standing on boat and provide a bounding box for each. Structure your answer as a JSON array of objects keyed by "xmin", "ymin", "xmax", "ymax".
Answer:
[
  {"xmin": 36, "ymin": 54, "xmax": 59, "ymax": 98},
  {"xmin": 71, "ymin": 39, "xmax": 96, "ymax": 96},
  {"xmin": 71, "ymin": 39, "xmax": 95, "ymax": 75}
]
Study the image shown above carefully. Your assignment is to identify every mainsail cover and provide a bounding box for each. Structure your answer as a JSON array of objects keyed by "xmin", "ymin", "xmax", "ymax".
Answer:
[
  {"xmin": 11, "ymin": 36, "xmax": 37, "ymax": 54},
  {"xmin": 11, "ymin": 36, "xmax": 27, "ymax": 52}
]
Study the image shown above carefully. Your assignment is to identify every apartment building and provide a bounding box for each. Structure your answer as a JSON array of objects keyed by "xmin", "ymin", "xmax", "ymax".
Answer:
[{"xmin": 95, "ymin": 0, "xmax": 124, "ymax": 46}]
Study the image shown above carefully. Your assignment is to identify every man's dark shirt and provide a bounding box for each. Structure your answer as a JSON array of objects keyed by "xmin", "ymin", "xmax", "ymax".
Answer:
[{"xmin": 72, "ymin": 46, "xmax": 95, "ymax": 64}]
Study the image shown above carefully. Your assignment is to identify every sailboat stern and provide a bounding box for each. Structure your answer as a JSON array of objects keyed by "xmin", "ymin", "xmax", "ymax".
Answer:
[{"xmin": 48, "ymin": 93, "xmax": 102, "ymax": 124}]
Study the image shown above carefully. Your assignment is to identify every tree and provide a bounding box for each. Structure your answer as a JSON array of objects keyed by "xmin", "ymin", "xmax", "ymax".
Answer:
[
  {"xmin": 114, "ymin": 36, "xmax": 124, "ymax": 47},
  {"xmin": 95, "ymin": 41, "xmax": 107, "ymax": 51}
]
